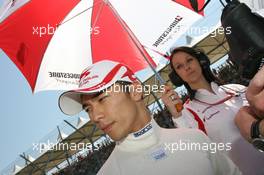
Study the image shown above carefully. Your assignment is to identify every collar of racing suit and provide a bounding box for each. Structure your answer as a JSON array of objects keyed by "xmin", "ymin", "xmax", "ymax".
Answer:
[
  {"xmin": 116, "ymin": 118, "xmax": 161, "ymax": 152},
  {"xmin": 195, "ymin": 82, "xmax": 235, "ymax": 104}
]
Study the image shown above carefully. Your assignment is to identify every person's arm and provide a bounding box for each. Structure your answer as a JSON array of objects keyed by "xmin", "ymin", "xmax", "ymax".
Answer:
[
  {"xmin": 170, "ymin": 109, "xmax": 191, "ymax": 128},
  {"xmin": 246, "ymin": 67, "xmax": 264, "ymax": 118},
  {"xmin": 161, "ymin": 86, "xmax": 183, "ymax": 121},
  {"xmin": 161, "ymin": 86, "xmax": 197, "ymax": 128},
  {"xmin": 234, "ymin": 106, "xmax": 257, "ymax": 142},
  {"xmin": 161, "ymin": 86, "xmax": 206, "ymax": 129}
]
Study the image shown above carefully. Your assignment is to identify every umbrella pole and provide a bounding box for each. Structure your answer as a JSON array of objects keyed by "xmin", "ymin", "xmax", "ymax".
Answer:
[
  {"xmin": 107, "ymin": 1, "xmax": 166, "ymax": 110},
  {"xmin": 107, "ymin": 1, "xmax": 166, "ymax": 85}
]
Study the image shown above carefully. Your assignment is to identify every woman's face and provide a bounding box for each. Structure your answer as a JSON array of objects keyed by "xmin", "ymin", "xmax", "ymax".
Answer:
[{"xmin": 171, "ymin": 51, "xmax": 204, "ymax": 85}]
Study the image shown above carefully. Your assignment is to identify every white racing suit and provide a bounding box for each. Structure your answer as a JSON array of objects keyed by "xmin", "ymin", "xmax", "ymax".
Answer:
[{"xmin": 97, "ymin": 118, "xmax": 240, "ymax": 175}]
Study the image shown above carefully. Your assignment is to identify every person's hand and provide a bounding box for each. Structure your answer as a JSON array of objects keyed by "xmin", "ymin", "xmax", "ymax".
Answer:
[
  {"xmin": 246, "ymin": 67, "xmax": 264, "ymax": 119},
  {"xmin": 161, "ymin": 85, "xmax": 182, "ymax": 118},
  {"xmin": 234, "ymin": 106, "xmax": 257, "ymax": 142}
]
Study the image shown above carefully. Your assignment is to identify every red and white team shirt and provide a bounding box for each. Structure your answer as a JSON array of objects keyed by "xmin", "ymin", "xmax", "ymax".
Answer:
[{"xmin": 173, "ymin": 82, "xmax": 264, "ymax": 175}]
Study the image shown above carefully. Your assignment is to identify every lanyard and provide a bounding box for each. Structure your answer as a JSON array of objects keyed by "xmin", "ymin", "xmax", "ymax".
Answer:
[
  {"xmin": 186, "ymin": 97, "xmax": 229, "ymax": 135},
  {"xmin": 191, "ymin": 87, "xmax": 245, "ymax": 123},
  {"xmin": 186, "ymin": 86, "xmax": 245, "ymax": 133},
  {"xmin": 193, "ymin": 86, "xmax": 245, "ymax": 113},
  {"xmin": 194, "ymin": 93, "xmax": 234, "ymax": 106}
]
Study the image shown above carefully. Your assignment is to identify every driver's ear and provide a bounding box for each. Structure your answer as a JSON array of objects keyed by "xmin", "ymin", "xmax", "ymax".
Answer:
[{"xmin": 129, "ymin": 81, "xmax": 143, "ymax": 102}]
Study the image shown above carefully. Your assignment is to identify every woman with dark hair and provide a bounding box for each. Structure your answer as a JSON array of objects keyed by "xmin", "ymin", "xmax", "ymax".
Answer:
[
  {"xmin": 169, "ymin": 46, "xmax": 222, "ymax": 100},
  {"xmin": 162, "ymin": 46, "xmax": 264, "ymax": 175}
]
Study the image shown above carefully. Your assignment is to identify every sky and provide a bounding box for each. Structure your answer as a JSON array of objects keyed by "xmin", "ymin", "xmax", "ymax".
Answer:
[{"xmin": 0, "ymin": 0, "xmax": 225, "ymax": 172}]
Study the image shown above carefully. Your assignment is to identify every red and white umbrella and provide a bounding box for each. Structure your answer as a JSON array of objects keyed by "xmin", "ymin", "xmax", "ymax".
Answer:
[{"xmin": 0, "ymin": 0, "xmax": 204, "ymax": 92}]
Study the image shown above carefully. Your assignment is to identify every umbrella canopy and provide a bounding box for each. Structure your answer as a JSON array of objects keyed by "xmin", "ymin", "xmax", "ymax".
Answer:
[{"xmin": 0, "ymin": 0, "xmax": 203, "ymax": 92}]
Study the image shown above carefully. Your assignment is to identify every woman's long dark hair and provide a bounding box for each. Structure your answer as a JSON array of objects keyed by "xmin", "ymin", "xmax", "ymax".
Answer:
[{"xmin": 169, "ymin": 46, "xmax": 222, "ymax": 100}]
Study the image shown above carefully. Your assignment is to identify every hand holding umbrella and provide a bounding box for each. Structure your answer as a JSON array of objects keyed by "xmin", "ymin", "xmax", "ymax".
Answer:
[{"xmin": 161, "ymin": 85, "xmax": 183, "ymax": 118}]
